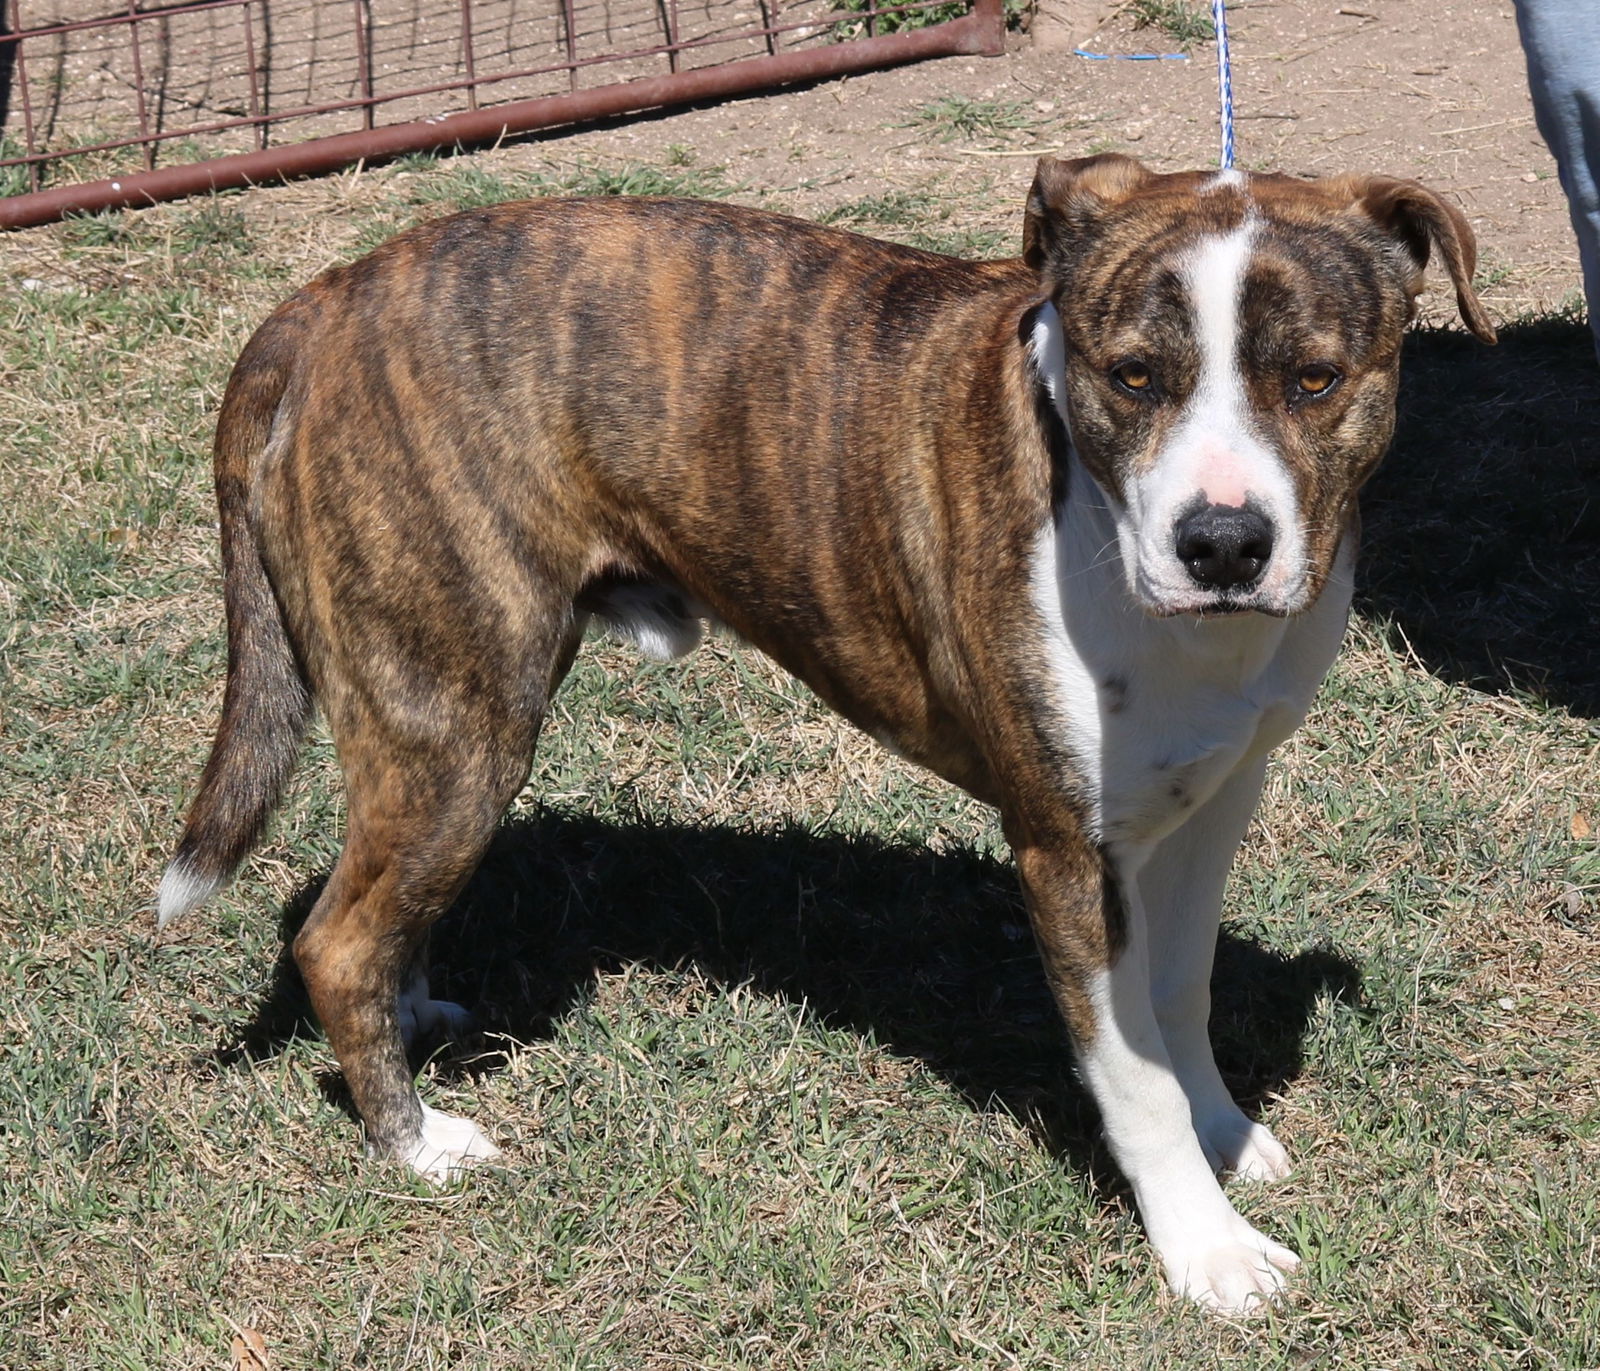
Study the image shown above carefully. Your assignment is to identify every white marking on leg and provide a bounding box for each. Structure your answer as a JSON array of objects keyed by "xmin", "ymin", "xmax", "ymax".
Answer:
[
  {"xmin": 397, "ymin": 970, "xmax": 474, "ymax": 1052},
  {"xmin": 1139, "ymin": 758, "xmax": 1293, "ymax": 1183},
  {"xmin": 1204, "ymin": 1115, "xmax": 1294, "ymax": 1183},
  {"xmin": 1081, "ymin": 849, "xmax": 1300, "ymax": 1312},
  {"xmin": 401, "ymin": 1103, "xmax": 502, "ymax": 1183}
]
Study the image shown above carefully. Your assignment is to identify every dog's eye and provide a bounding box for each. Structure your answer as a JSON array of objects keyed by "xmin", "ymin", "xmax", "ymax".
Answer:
[
  {"xmin": 1111, "ymin": 361, "xmax": 1155, "ymax": 396},
  {"xmin": 1294, "ymin": 364, "xmax": 1341, "ymax": 399}
]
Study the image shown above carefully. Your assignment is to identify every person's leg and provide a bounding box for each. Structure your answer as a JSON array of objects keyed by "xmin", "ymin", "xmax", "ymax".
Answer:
[{"xmin": 1515, "ymin": 0, "xmax": 1600, "ymax": 361}]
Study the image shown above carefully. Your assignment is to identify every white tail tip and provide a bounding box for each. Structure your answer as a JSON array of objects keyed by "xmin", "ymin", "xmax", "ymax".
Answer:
[{"xmin": 156, "ymin": 857, "xmax": 223, "ymax": 929}]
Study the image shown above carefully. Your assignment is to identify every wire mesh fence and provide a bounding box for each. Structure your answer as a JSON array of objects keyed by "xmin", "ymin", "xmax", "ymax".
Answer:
[{"xmin": 1, "ymin": 0, "xmax": 1003, "ymax": 226}]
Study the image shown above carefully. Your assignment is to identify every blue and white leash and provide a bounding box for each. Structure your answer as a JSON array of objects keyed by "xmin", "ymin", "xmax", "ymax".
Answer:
[
  {"xmin": 1073, "ymin": 1, "xmax": 1239, "ymax": 172},
  {"xmin": 1212, "ymin": 0, "xmax": 1236, "ymax": 170}
]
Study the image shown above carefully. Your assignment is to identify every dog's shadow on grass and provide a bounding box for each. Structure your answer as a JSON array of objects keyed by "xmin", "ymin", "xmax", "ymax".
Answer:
[
  {"xmin": 1362, "ymin": 316, "xmax": 1600, "ymax": 716},
  {"xmin": 229, "ymin": 809, "xmax": 1360, "ymax": 1177}
]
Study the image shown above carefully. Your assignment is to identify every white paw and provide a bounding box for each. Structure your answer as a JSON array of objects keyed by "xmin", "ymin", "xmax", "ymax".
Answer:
[
  {"xmin": 1196, "ymin": 1109, "xmax": 1293, "ymax": 1183},
  {"xmin": 398, "ymin": 989, "xmax": 475, "ymax": 1053},
  {"xmin": 400, "ymin": 1104, "xmax": 501, "ymax": 1183},
  {"xmin": 1158, "ymin": 1214, "xmax": 1301, "ymax": 1314}
]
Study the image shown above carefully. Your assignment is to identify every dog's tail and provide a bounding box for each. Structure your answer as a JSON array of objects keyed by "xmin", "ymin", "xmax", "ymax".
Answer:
[{"xmin": 157, "ymin": 314, "xmax": 312, "ymax": 929}]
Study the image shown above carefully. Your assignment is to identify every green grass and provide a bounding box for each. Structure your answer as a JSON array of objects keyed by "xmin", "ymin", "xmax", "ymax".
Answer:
[
  {"xmin": 819, "ymin": 187, "xmax": 1004, "ymax": 255},
  {"xmin": 2, "ymin": 133, "xmax": 36, "ymax": 199},
  {"xmin": 816, "ymin": 186, "xmax": 1009, "ymax": 257},
  {"xmin": 830, "ymin": 0, "xmax": 968, "ymax": 42},
  {"xmin": 346, "ymin": 156, "xmax": 739, "ymax": 256},
  {"xmin": 829, "ymin": 0, "xmax": 1029, "ymax": 41},
  {"xmin": 817, "ymin": 187, "xmax": 943, "ymax": 229},
  {"xmin": 1125, "ymin": 0, "xmax": 1216, "ymax": 48},
  {"xmin": 1473, "ymin": 247, "xmax": 1516, "ymax": 292},
  {"xmin": 398, "ymin": 157, "xmax": 736, "ymax": 208},
  {"xmin": 1, "ymin": 149, "xmax": 1597, "ymax": 1369},
  {"xmin": 904, "ymin": 96, "xmax": 1037, "ymax": 143}
]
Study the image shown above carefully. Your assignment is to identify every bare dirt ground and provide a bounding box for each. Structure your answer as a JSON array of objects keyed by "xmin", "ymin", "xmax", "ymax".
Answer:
[
  {"xmin": 7, "ymin": 1, "xmax": 1582, "ymax": 318},
  {"xmin": 432, "ymin": 0, "xmax": 1579, "ymax": 324}
]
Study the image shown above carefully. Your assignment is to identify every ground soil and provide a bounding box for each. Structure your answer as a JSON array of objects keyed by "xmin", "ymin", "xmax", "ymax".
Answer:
[
  {"xmin": 454, "ymin": 0, "xmax": 1582, "ymax": 324},
  {"xmin": 6, "ymin": 0, "xmax": 1584, "ymax": 321}
]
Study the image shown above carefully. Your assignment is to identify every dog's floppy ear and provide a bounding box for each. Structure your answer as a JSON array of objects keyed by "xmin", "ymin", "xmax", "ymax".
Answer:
[
  {"xmin": 1345, "ymin": 176, "xmax": 1498, "ymax": 344},
  {"xmin": 1023, "ymin": 153, "xmax": 1158, "ymax": 273}
]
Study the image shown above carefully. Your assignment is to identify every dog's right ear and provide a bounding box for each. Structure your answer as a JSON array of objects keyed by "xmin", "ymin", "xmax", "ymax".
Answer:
[{"xmin": 1023, "ymin": 154, "xmax": 1158, "ymax": 273}]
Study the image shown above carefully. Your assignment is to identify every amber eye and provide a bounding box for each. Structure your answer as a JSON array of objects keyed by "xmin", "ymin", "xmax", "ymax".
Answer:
[
  {"xmin": 1111, "ymin": 360, "xmax": 1155, "ymax": 396},
  {"xmin": 1295, "ymin": 364, "xmax": 1341, "ymax": 398}
]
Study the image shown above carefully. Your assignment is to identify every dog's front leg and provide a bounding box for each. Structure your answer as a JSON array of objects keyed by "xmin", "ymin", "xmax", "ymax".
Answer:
[
  {"xmin": 1140, "ymin": 757, "xmax": 1292, "ymax": 1183},
  {"xmin": 1013, "ymin": 835, "xmax": 1300, "ymax": 1312}
]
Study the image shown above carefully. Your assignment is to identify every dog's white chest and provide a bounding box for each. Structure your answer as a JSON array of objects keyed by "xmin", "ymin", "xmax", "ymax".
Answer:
[
  {"xmin": 1030, "ymin": 471, "xmax": 1352, "ymax": 845},
  {"xmin": 1092, "ymin": 672, "xmax": 1296, "ymax": 843}
]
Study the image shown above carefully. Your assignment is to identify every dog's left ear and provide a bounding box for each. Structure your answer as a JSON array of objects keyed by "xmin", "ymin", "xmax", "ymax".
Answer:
[
  {"xmin": 1346, "ymin": 177, "xmax": 1498, "ymax": 344},
  {"xmin": 1023, "ymin": 153, "xmax": 1159, "ymax": 274}
]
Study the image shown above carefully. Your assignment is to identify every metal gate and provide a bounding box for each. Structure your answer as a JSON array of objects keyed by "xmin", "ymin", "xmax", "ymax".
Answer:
[{"xmin": 0, "ymin": 0, "xmax": 1004, "ymax": 228}]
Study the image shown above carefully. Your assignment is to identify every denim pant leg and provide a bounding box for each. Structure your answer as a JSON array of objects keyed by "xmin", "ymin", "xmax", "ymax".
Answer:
[{"xmin": 1514, "ymin": 0, "xmax": 1600, "ymax": 359}]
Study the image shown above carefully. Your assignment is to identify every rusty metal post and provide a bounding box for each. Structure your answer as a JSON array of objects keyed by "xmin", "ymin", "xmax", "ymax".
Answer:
[
  {"xmin": 352, "ymin": 0, "xmax": 373, "ymax": 129},
  {"xmin": 459, "ymin": 0, "xmax": 478, "ymax": 109},
  {"xmin": 561, "ymin": 0, "xmax": 578, "ymax": 90},
  {"xmin": 125, "ymin": 1, "xmax": 157, "ymax": 170},
  {"xmin": 240, "ymin": 0, "xmax": 265, "ymax": 149},
  {"xmin": 7, "ymin": 0, "xmax": 42, "ymax": 192},
  {"xmin": 973, "ymin": 0, "xmax": 1006, "ymax": 55}
]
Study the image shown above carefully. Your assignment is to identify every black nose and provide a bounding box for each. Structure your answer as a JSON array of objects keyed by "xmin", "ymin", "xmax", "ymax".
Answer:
[{"xmin": 1174, "ymin": 503, "xmax": 1275, "ymax": 591}]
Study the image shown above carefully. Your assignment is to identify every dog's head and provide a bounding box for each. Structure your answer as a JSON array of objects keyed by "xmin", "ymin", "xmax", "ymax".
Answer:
[{"xmin": 1023, "ymin": 153, "xmax": 1496, "ymax": 618}]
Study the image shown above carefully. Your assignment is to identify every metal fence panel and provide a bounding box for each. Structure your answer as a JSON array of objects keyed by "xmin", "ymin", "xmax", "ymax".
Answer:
[{"xmin": 1, "ymin": 0, "xmax": 1004, "ymax": 227}]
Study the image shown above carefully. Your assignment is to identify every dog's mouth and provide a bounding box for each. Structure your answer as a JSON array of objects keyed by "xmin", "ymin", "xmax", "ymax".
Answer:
[
  {"xmin": 1158, "ymin": 601, "xmax": 1267, "ymax": 617},
  {"xmin": 1146, "ymin": 596, "xmax": 1288, "ymax": 621},
  {"xmin": 1190, "ymin": 598, "xmax": 1263, "ymax": 619}
]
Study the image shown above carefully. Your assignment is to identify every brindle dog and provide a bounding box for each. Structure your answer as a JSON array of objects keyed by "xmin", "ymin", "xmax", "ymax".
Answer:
[{"xmin": 160, "ymin": 155, "xmax": 1494, "ymax": 1311}]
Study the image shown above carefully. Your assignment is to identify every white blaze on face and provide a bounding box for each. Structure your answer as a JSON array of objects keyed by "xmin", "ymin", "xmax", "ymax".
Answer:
[{"xmin": 1120, "ymin": 221, "xmax": 1308, "ymax": 614}]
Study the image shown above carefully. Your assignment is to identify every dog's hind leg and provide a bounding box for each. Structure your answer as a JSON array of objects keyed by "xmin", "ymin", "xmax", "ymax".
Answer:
[
  {"xmin": 1139, "ymin": 757, "xmax": 1293, "ymax": 1183},
  {"xmin": 292, "ymin": 617, "xmax": 575, "ymax": 1182},
  {"xmin": 293, "ymin": 731, "xmax": 533, "ymax": 1180},
  {"xmin": 393, "ymin": 617, "xmax": 589, "ymax": 1061}
]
